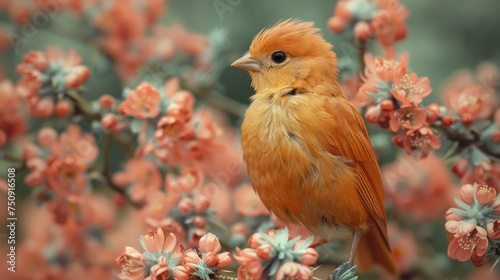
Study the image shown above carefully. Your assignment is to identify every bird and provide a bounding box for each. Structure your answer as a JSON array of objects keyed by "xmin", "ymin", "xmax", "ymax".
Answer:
[{"xmin": 231, "ymin": 19, "xmax": 398, "ymax": 276}]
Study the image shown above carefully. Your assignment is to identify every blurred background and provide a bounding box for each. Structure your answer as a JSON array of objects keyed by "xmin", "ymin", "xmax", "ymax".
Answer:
[{"xmin": 0, "ymin": 0, "xmax": 499, "ymax": 279}]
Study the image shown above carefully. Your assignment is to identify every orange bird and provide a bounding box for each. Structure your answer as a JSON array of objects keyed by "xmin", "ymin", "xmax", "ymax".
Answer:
[{"xmin": 231, "ymin": 19, "xmax": 398, "ymax": 275}]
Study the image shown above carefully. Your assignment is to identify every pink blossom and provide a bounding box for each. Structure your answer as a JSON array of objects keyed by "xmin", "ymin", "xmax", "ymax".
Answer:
[
  {"xmin": 476, "ymin": 184, "xmax": 497, "ymax": 205},
  {"xmin": 392, "ymin": 126, "xmax": 441, "ymax": 158},
  {"xmin": 143, "ymin": 228, "xmax": 178, "ymax": 253},
  {"xmin": 233, "ymin": 184, "xmax": 270, "ymax": 217},
  {"xmin": 167, "ymin": 90, "xmax": 195, "ymax": 122},
  {"xmin": 37, "ymin": 127, "xmax": 57, "ymax": 148},
  {"xmin": 140, "ymin": 192, "xmax": 178, "ymax": 222},
  {"xmin": 383, "ymin": 153, "xmax": 454, "ymax": 221},
  {"xmin": 155, "ymin": 115, "xmax": 189, "ymax": 142},
  {"xmin": 300, "ymin": 248, "xmax": 319, "ymax": 266},
  {"xmin": 459, "ymin": 184, "xmax": 475, "ymax": 205},
  {"xmin": 256, "ymin": 244, "xmax": 272, "ymax": 261},
  {"xmin": 64, "ymin": 65, "xmax": 90, "ymax": 89},
  {"xmin": 24, "ymin": 158, "xmax": 47, "ymax": 186},
  {"xmin": 193, "ymin": 192, "xmax": 211, "ymax": 214},
  {"xmin": 102, "ymin": 113, "xmax": 118, "ymax": 130},
  {"xmin": 442, "ymin": 66, "xmax": 498, "ymax": 120},
  {"xmin": 386, "ymin": 223, "xmax": 420, "ymax": 273},
  {"xmin": 119, "ymin": 82, "xmax": 161, "ymax": 119},
  {"xmin": 370, "ymin": 6, "xmax": 408, "ymax": 47},
  {"xmin": 357, "ymin": 53, "xmax": 409, "ymax": 105},
  {"xmin": 99, "ymin": 94, "xmax": 116, "ymax": 109},
  {"xmin": 446, "ymin": 222, "xmax": 489, "ymax": 263},
  {"xmin": 172, "ymin": 266, "xmax": 190, "ymax": 280},
  {"xmin": 16, "ymin": 48, "xmax": 90, "ymax": 102},
  {"xmin": 116, "ymin": 247, "xmax": 146, "ymax": 280},
  {"xmin": 235, "ymin": 248, "xmax": 264, "ymax": 280},
  {"xmin": 145, "ymin": 256, "xmax": 171, "ymax": 280},
  {"xmin": 0, "ymin": 80, "xmax": 27, "ymax": 146},
  {"xmin": 113, "ymin": 158, "xmax": 162, "ymax": 203},
  {"xmin": 145, "ymin": 217, "xmax": 186, "ymax": 245},
  {"xmin": 487, "ymin": 220, "xmax": 500, "ymax": 239},
  {"xmin": 55, "ymin": 100, "xmax": 73, "ymax": 117},
  {"xmin": 46, "ymin": 155, "xmax": 87, "ymax": 196},
  {"xmin": 218, "ymin": 252, "xmax": 233, "ymax": 267},
  {"xmin": 392, "ymin": 72, "xmax": 432, "ymax": 105},
  {"xmin": 183, "ymin": 249, "xmax": 202, "ymax": 266},
  {"xmin": 53, "ymin": 125, "xmax": 99, "ymax": 163},
  {"xmin": 389, "ymin": 106, "xmax": 426, "ymax": 132}
]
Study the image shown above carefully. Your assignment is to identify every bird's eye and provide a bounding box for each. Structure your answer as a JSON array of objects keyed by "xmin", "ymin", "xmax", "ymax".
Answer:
[{"xmin": 271, "ymin": 51, "xmax": 287, "ymax": 63}]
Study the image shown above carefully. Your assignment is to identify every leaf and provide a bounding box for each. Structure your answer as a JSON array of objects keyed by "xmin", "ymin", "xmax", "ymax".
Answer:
[
  {"xmin": 450, "ymin": 208, "xmax": 469, "ymax": 217},
  {"xmin": 295, "ymin": 235, "xmax": 315, "ymax": 251},
  {"xmin": 331, "ymin": 262, "xmax": 358, "ymax": 280},
  {"xmin": 454, "ymin": 198, "xmax": 471, "ymax": 211},
  {"xmin": 139, "ymin": 236, "xmax": 147, "ymax": 251},
  {"xmin": 130, "ymin": 119, "xmax": 143, "ymax": 134}
]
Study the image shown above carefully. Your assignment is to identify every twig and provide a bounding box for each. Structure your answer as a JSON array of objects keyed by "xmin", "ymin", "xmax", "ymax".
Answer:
[{"xmin": 101, "ymin": 132, "xmax": 143, "ymax": 208}]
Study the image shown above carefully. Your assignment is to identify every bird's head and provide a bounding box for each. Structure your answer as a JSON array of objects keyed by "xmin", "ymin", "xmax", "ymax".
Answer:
[{"xmin": 231, "ymin": 19, "xmax": 339, "ymax": 95}]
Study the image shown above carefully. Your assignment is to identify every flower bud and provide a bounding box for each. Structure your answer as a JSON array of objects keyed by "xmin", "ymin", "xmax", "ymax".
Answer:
[
  {"xmin": 301, "ymin": 248, "xmax": 319, "ymax": 266},
  {"xmin": 184, "ymin": 250, "xmax": 201, "ymax": 265},
  {"xmin": 99, "ymin": 94, "xmax": 115, "ymax": 109},
  {"xmin": 256, "ymin": 244, "xmax": 272, "ymax": 260},
  {"xmin": 199, "ymin": 232, "xmax": 222, "ymax": 253},
  {"xmin": 452, "ymin": 158, "xmax": 469, "ymax": 178},
  {"xmin": 354, "ymin": 22, "xmax": 371, "ymax": 41},
  {"xmin": 193, "ymin": 193, "xmax": 210, "ymax": 213},
  {"xmin": 248, "ymin": 233, "xmax": 264, "ymax": 249},
  {"xmin": 426, "ymin": 103, "xmax": 441, "ymax": 122},
  {"xmin": 204, "ymin": 252, "xmax": 219, "ymax": 267},
  {"xmin": 380, "ymin": 100, "xmax": 394, "ymax": 112},
  {"xmin": 102, "ymin": 113, "xmax": 118, "ymax": 130},
  {"xmin": 193, "ymin": 216, "xmax": 206, "ymax": 229},
  {"xmin": 178, "ymin": 197, "xmax": 194, "ymax": 215},
  {"xmin": 459, "ymin": 184, "xmax": 474, "ymax": 205},
  {"xmin": 327, "ymin": 17, "xmax": 345, "ymax": 33},
  {"xmin": 218, "ymin": 252, "xmax": 233, "ymax": 267},
  {"xmin": 172, "ymin": 266, "xmax": 190, "ymax": 280},
  {"xmin": 461, "ymin": 113, "xmax": 473, "ymax": 126},
  {"xmin": 442, "ymin": 114, "xmax": 454, "ymax": 126},
  {"xmin": 365, "ymin": 105, "xmax": 381, "ymax": 124},
  {"xmin": 487, "ymin": 220, "xmax": 500, "ymax": 239}
]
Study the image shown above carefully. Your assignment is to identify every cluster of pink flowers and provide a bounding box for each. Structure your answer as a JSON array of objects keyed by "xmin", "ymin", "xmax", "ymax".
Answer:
[
  {"xmin": 445, "ymin": 183, "xmax": 500, "ymax": 266},
  {"xmin": 328, "ymin": 0, "xmax": 408, "ymax": 51},
  {"xmin": 235, "ymin": 228, "xmax": 319, "ymax": 280},
  {"xmin": 356, "ymin": 52, "xmax": 439, "ymax": 158},
  {"xmin": 92, "ymin": 0, "xmax": 207, "ymax": 82},
  {"xmin": 109, "ymin": 78, "xmax": 243, "ymax": 180},
  {"xmin": 116, "ymin": 228, "xmax": 232, "ymax": 280},
  {"xmin": 444, "ymin": 63, "xmax": 500, "ymax": 192},
  {"xmin": 23, "ymin": 125, "xmax": 98, "ymax": 223},
  {"xmin": 0, "ymin": 79, "xmax": 27, "ymax": 147},
  {"xmin": 16, "ymin": 49, "xmax": 90, "ymax": 118},
  {"xmin": 383, "ymin": 153, "xmax": 455, "ymax": 222}
]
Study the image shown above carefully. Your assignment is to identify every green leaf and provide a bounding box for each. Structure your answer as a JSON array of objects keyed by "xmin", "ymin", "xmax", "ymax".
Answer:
[{"xmin": 332, "ymin": 262, "xmax": 358, "ymax": 280}]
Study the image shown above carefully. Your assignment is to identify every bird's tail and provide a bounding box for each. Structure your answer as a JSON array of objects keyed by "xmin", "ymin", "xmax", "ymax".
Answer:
[{"xmin": 355, "ymin": 225, "xmax": 398, "ymax": 275}]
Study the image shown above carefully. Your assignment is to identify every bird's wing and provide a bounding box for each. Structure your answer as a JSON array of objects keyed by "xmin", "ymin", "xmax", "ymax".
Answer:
[{"xmin": 323, "ymin": 96, "xmax": 390, "ymax": 247}]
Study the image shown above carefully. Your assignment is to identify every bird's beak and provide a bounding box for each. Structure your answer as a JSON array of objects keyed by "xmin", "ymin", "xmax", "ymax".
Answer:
[{"xmin": 231, "ymin": 53, "xmax": 261, "ymax": 72}]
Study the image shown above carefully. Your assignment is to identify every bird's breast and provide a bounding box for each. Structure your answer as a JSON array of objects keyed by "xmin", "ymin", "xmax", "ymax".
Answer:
[{"xmin": 241, "ymin": 96, "xmax": 366, "ymax": 236}]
